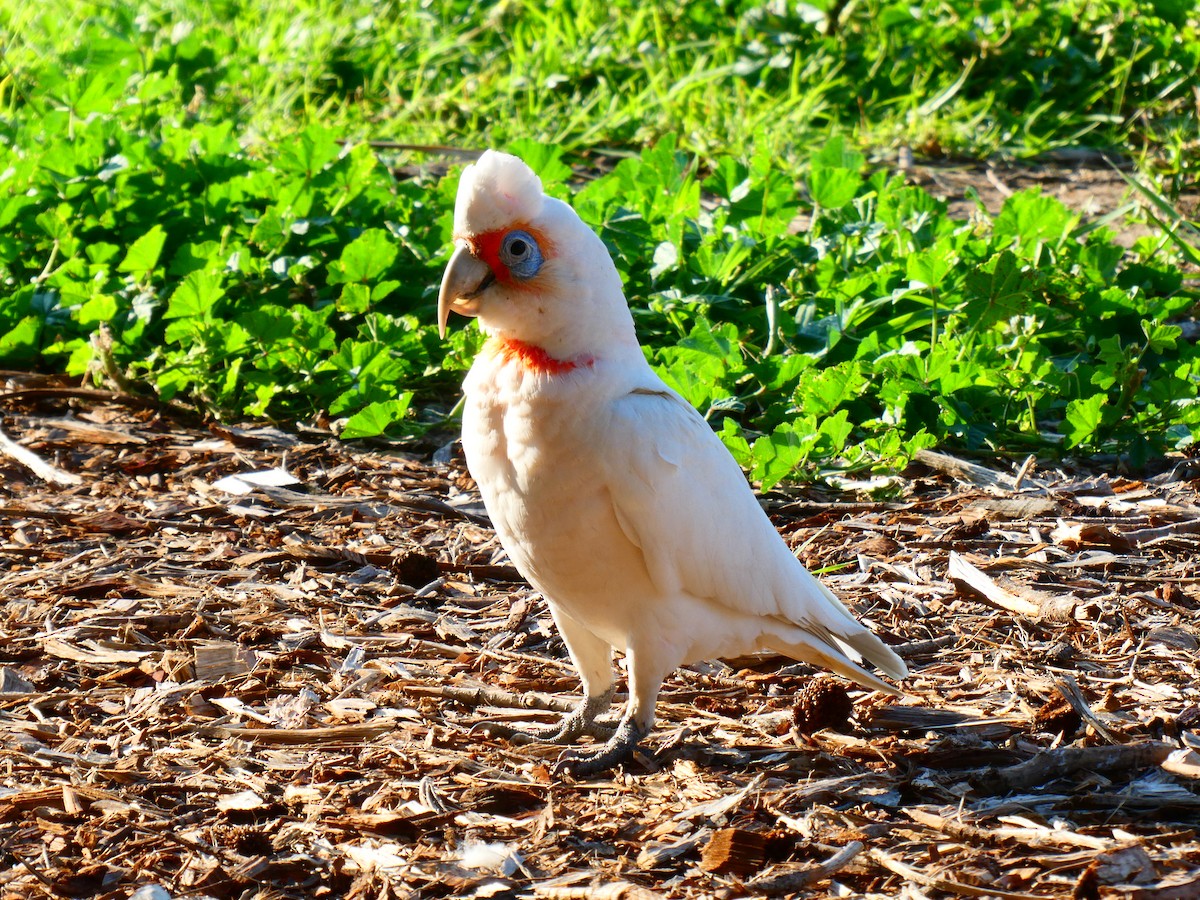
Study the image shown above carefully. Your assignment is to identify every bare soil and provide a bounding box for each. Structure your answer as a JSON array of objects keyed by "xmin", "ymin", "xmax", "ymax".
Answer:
[
  {"xmin": 904, "ymin": 154, "xmax": 1199, "ymax": 252},
  {"xmin": 2, "ymin": 380, "xmax": 1199, "ymax": 899}
]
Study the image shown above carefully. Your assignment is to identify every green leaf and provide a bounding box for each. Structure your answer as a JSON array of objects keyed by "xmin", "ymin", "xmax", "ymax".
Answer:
[
  {"xmin": 751, "ymin": 421, "xmax": 817, "ymax": 489},
  {"xmin": 505, "ymin": 139, "xmax": 572, "ymax": 185},
  {"xmin": 718, "ymin": 417, "xmax": 753, "ymax": 468},
  {"xmin": 906, "ymin": 248, "xmax": 954, "ymax": 288},
  {"xmin": 817, "ymin": 408, "xmax": 853, "ymax": 454},
  {"xmin": 1142, "ymin": 320, "xmax": 1180, "ymax": 354},
  {"xmin": 338, "ymin": 283, "xmax": 371, "ymax": 314},
  {"xmin": 78, "ymin": 293, "xmax": 118, "ymax": 326},
  {"xmin": 809, "ymin": 167, "xmax": 861, "ymax": 210},
  {"xmin": 994, "ymin": 190, "xmax": 1077, "ymax": 252},
  {"xmin": 118, "ymin": 225, "xmax": 167, "ymax": 278},
  {"xmin": 962, "ymin": 250, "xmax": 1033, "ymax": 327},
  {"xmin": 1064, "ymin": 394, "xmax": 1106, "ymax": 448},
  {"xmin": 794, "ymin": 363, "xmax": 867, "ymax": 417},
  {"xmin": 0, "ymin": 317, "xmax": 42, "ymax": 365},
  {"xmin": 328, "ymin": 228, "xmax": 398, "ymax": 284},
  {"xmin": 250, "ymin": 209, "xmax": 289, "ymax": 253},
  {"xmin": 371, "ymin": 280, "xmax": 400, "ymax": 302},
  {"xmin": 165, "ymin": 270, "xmax": 224, "ymax": 320},
  {"xmin": 811, "ymin": 137, "xmax": 865, "ymax": 171},
  {"xmin": 341, "ymin": 394, "xmax": 413, "ymax": 439}
]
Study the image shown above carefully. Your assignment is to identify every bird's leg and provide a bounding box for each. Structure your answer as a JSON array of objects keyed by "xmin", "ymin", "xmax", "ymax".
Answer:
[
  {"xmin": 553, "ymin": 645, "xmax": 665, "ymax": 777},
  {"xmin": 478, "ymin": 610, "xmax": 615, "ymax": 746}
]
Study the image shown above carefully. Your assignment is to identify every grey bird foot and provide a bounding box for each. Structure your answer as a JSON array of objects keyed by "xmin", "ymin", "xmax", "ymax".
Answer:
[
  {"xmin": 552, "ymin": 718, "xmax": 649, "ymax": 777},
  {"xmin": 474, "ymin": 689, "xmax": 615, "ymax": 746}
]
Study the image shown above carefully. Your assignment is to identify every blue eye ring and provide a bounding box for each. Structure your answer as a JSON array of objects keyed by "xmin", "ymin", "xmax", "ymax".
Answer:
[{"xmin": 500, "ymin": 230, "xmax": 543, "ymax": 279}]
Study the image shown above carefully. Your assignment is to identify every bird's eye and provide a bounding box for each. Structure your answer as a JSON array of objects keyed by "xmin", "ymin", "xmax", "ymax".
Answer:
[{"xmin": 499, "ymin": 229, "xmax": 543, "ymax": 279}]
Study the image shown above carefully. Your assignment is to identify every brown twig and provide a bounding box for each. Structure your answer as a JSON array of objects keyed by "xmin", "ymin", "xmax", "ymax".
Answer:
[
  {"xmin": 949, "ymin": 552, "xmax": 1081, "ymax": 621},
  {"xmin": 402, "ymin": 682, "xmax": 577, "ymax": 713},
  {"xmin": 970, "ymin": 741, "xmax": 1174, "ymax": 794},
  {"xmin": 893, "ymin": 634, "xmax": 959, "ymax": 656},
  {"xmin": 0, "ymin": 424, "xmax": 82, "ymax": 486},
  {"xmin": 745, "ymin": 840, "xmax": 864, "ymax": 895},
  {"xmin": 1053, "ymin": 675, "xmax": 1125, "ymax": 745}
]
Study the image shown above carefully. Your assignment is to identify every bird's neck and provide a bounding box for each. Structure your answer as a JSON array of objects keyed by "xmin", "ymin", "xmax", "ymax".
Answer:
[{"xmin": 487, "ymin": 336, "xmax": 594, "ymax": 376}]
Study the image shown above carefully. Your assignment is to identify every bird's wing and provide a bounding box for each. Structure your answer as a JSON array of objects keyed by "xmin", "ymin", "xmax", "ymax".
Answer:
[{"xmin": 602, "ymin": 382, "xmax": 907, "ymax": 688}]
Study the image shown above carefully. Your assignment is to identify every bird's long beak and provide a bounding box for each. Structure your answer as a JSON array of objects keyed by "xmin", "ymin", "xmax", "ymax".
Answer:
[{"xmin": 437, "ymin": 242, "xmax": 493, "ymax": 338}]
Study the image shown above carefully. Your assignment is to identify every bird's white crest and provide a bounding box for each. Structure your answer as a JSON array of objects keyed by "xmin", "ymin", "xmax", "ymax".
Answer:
[{"xmin": 454, "ymin": 150, "xmax": 546, "ymax": 237}]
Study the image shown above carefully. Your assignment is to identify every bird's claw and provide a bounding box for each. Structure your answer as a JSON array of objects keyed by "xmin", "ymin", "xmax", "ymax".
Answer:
[
  {"xmin": 471, "ymin": 689, "xmax": 617, "ymax": 747},
  {"xmin": 470, "ymin": 719, "xmax": 559, "ymax": 745},
  {"xmin": 551, "ymin": 719, "xmax": 648, "ymax": 777}
]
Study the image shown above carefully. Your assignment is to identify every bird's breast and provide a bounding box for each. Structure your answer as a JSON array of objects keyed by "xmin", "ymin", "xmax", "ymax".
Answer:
[{"xmin": 459, "ymin": 353, "xmax": 654, "ymax": 623}]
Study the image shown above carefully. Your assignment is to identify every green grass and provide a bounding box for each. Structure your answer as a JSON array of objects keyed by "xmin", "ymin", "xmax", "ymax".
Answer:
[
  {"xmin": 2, "ymin": 0, "xmax": 1199, "ymax": 481},
  {"xmin": 7, "ymin": 0, "xmax": 1198, "ymax": 164}
]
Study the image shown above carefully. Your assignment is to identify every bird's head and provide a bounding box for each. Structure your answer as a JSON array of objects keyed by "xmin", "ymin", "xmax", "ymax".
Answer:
[{"xmin": 437, "ymin": 150, "xmax": 638, "ymax": 363}]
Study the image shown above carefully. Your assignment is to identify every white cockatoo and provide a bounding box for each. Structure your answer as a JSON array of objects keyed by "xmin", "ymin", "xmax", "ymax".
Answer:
[{"xmin": 438, "ymin": 151, "xmax": 907, "ymax": 774}]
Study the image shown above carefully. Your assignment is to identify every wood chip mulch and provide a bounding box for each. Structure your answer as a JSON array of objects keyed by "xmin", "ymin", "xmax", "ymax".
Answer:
[{"xmin": 2, "ymin": 383, "xmax": 1199, "ymax": 900}]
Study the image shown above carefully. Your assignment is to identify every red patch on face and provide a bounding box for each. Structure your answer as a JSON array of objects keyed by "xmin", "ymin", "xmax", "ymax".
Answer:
[
  {"xmin": 467, "ymin": 223, "xmax": 553, "ymax": 289},
  {"xmin": 492, "ymin": 337, "xmax": 592, "ymax": 376}
]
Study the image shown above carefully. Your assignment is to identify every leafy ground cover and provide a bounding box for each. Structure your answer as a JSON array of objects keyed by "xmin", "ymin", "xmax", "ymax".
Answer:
[{"xmin": 2, "ymin": 0, "xmax": 1199, "ymax": 482}]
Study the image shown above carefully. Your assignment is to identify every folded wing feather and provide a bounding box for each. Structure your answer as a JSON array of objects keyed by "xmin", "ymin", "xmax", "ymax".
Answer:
[{"xmin": 602, "ymin": 382, "xmax": 907, "ymax": 689}]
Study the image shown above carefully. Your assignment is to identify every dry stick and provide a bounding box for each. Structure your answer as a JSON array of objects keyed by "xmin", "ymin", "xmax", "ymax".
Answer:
[
  {"xmin": 0, "ymin": 386, "xmax": 179, "ymax": 413},
  {"xmin": 242, "ymin": 483, "xmax": 493, "ymax": 526},
  {"xmin": 403, "ymin": 683, "xmax": 577, "ymax": 713},
  {"xmin": 868, "ymin": 847, "xmax": 1046, "ymax": 900},
  {"xmin": 906, "ymin": 807, "xmax": 1110, "ymax": 851},
  {"xmin": 914, "ymin": 448, "xmax": 1016, "ymax": 490},
  {"xmin": 1012, "ymin": 453, "xmax": 1038, "ymax": 491},
  {"xmin": 198, "ymin": 722, "xmax": 396, "ymax": 745},
  {"xmin": 2, "ymin": 847, "xmax": 70, "ymax": 898},
  {"xmin": 1124, "ymin": 517, "xmax": 1200, "ymax": 546},
  {"xmin": 0, "ymin": 424, "xmax": 82, "ymax": 486},
  {"xmin": 894, "ymin": 634, "xmax": 959, "ymax": 657},
  {"xmin": 948, "ymin": 551, "xmax": 1081, "ymax": 622},
  {"xmin": 535, "ymin": 884, "xmax": 666, "ymax": 900},
  {"xmin": 969, "ymin": 741, "xmax": 1174, "ymax": 794},
  {"xmin": 985, "ymin": 166, "xmax": 1016, "ymax": 198},
  {"xmin": 744, "ymin": 840, "xmax": 864, "ymax": 895},
  {"xmin": 1053, "ymin": 675, "xmax": 1124, "ymax": 745}
]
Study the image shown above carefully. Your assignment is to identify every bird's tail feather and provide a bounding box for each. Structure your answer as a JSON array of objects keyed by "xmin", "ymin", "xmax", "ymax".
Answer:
[
  {"xmin": 767, "ymin": 568, "xmax": 908, "ymax": 693},
  {"xmin": 836, "ymin": 630, "xmax": 908, "ymax": 683},
  {"xmin": 764, "ymin": 629, "xmax": 902, "ymax": 696},
  {"xmin": 799, "ymin": 574, "xmax": 909, "ymax": 683}
]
